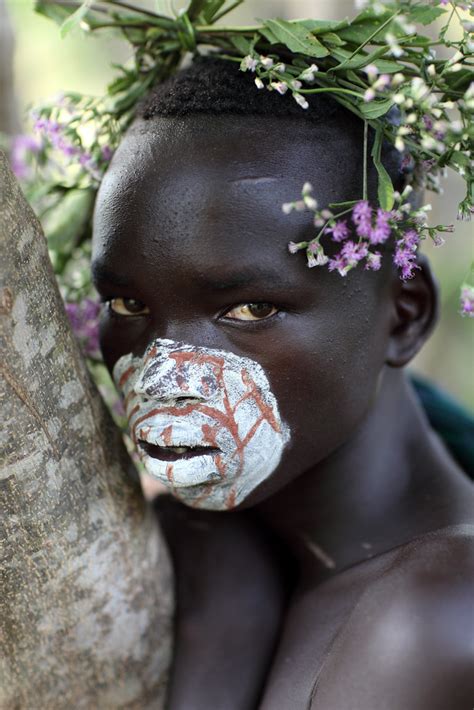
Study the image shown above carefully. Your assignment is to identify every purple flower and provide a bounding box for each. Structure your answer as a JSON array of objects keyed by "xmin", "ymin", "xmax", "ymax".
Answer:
[
  {"xmin": 65, "ymin": 298, "xmax": 101, "ymax": 356},
  {"xmin": 101, "ymin": 145, "xmax": 113, "ymax": 162},
  {"xmin": 365, "ymin": 251, "xmax": 382, "ymax": 271},
  {"xmin": 393, "ymin": 246, "xmax": 419, "ymax": 279},
  {"xmin": 460, "ymin": 286, "xmax": 474, "ymax": 317},
  {"xmin": 10, "ymin": 134, "xmax": 41, "ymax": 179},
  {"xmin": 352, "ymin": 200, "xmax": 372, "ymax": 238},
  {"xmin": 399, "ymin": 229, "xmax": 420, "ymax": 251},
  {"xmin": 370, "ymin": 209, "xmax": 392, "ymax": 245},
  {"xmin": 326, "ymin": 220, "xmax": 349, "ymax": 242},
  {"xmin": 423, "ymin": 115, "xmax": 434, "ymax": 131},
  {"xmin": 341, "ymin": 240, "xmax": 368, "ymax": 263},
  {"xmin": 328, "ymin": 254, "xmax": 351, "ymax": 277}
]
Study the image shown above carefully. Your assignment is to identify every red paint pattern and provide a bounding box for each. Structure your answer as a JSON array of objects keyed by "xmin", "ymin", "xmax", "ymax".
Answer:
[
  {"xmin": 118, "ymin": 365, "xmax": 135, "ymax": 388},
  {"xmin": 161, "ymin": 424, "xmax": 173, "ymax": 446},
  {"xmin": 125, "ymin": 348, "xmax": 281, "ymax": 508}
]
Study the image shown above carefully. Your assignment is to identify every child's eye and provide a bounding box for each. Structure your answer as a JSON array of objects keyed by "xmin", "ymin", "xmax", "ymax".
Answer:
[
  {"xmin": 223, "ymin": 303, "xmax": 278, "ymax": 321},
  {"xmin": 107, "ymin": 297, "xmax": 150, "ymax": 316}
]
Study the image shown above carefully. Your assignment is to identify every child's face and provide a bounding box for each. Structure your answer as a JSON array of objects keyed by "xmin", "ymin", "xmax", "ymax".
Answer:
[{"xmin": 92, "ymin": 115, "xmax": 394, "ymax": 509}]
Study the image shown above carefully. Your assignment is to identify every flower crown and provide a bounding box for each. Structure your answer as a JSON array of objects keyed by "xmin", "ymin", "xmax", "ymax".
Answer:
[{"xmin": 16, "ymin": 0, "xmax": 474, "ymax": 317}]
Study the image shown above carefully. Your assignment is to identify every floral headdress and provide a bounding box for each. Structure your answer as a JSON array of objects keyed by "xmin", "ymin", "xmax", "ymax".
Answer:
[{"xmin": 12, "ymin": 0, "xmax": 474, "ymax": 322}]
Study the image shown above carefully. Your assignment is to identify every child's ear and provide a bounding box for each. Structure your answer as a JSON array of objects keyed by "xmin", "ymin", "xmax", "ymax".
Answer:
[{"xmin": 385, "ymin": 254, "xmax": 439, "ymax": 368}]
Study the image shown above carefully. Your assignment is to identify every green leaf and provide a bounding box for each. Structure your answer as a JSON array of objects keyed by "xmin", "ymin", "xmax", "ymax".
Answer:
[
  {"xmin": 43, "ymin": 189, "xmax": 95, "ymax": 255},
  {"xmin": 330, "ymin": 46, "xmax": 400, "ymax": 72},
  {"xmin": 451, "ymin": 151, "xmax": 470, "ymax": 168},
  {"xmin": 230, "ymin": 35, "xmax": 252, "ymax": 55},
  {"xmin": 371, "ymin": 126, "xmax": 394, "ymax": 211},
  {"xmin": 202, "ymin": 0, "xmax": 228, "ymax": 23},
  {"xmin": 320, "ymin": 32, "xmax": 346, "ymax": 47},
  {"xmin": 34, "ymin": 0, "xmax": 72, "ymax": 26},
  {"xmin": 407, "ymin": 6, "xmax": 446, "ymax": 26},
  {"xmin": 337, "ymin": 17, "xmax": 396, "ymax": 45},
  {"xmin": 263, "ymin": 18, "xmax": 329, "ymax": 58},
  {"xmin": 259, "ymin": 26, "xmax": 280, "ymax": 44},
  {"xmin": 360, "ymin": 97, "xmax": 394, "ymax": 120},
  {"xmin": 187, "ymin": 0, "xmax": 208, "ymax": 21},
  {"xmin": 299, "ymin": 18, "xmax": 351, "ymax": 35},
  {"xmin": 60, "ymin": 0, "xmax": 94, "ymax": 38}
]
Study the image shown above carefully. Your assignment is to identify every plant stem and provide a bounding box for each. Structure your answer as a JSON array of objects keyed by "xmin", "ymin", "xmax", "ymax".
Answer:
[
  {"xmin": 299, "ymin": 87, "xmax": 363, "ymax": 99},
  {"xmin": 213, "ymin": 0, "xmax": 244, "ymax": 23},
  {"xmin": 363, "ymin": 120, "xmax": 368, "ymax": 202}
]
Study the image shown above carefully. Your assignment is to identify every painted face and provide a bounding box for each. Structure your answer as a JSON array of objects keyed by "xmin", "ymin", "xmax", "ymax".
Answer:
[
  {"xmin": 93, "ymin": 115, "xmax": 394, "ymax": 510},
  {"xmin": 114, "ymin": 338, "xmax": 290, "ymax": 509}
]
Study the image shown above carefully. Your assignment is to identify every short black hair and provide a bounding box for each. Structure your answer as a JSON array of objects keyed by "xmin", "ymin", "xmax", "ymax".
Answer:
[{"xmin": 137, "ymin": 55, "xmax": 410, "ymax": 190}]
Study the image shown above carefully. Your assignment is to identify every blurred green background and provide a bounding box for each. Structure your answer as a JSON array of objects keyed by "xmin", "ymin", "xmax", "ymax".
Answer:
[{"xmin": 4, "ymin": 0, "xmax": 473, "ymax": 409}]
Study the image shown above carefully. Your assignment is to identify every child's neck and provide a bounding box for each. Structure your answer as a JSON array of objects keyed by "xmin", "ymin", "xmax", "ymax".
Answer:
[{"xmin": 256, "ymin": 368, "xmax": 473, "ymax": 581}]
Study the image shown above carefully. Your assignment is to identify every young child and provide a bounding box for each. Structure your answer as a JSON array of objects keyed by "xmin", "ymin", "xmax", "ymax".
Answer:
[{"xmin": 91, "ymin": 58, "xmax": 474, "ymax": 709}]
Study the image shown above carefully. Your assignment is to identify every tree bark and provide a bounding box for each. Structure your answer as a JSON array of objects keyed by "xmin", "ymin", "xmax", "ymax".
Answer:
[
  {"xmin": 0, "ymin": 152, "xmax": 174, "ymax": 709},
  {"xmin": 0, "ymin": 0, "xmax": 20, "ymax": 136}
]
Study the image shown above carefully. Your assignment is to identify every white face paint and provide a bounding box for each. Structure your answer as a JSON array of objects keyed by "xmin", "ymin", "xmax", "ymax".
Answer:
[{"xmin": 113, "ymin": 338, "xmax": 290, "ymax": 510}]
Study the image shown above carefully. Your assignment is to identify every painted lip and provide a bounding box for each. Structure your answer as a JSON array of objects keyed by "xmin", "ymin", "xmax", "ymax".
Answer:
[{"xmin": 138, "ymin": 440, "xmax": 221, "ymax": 463}]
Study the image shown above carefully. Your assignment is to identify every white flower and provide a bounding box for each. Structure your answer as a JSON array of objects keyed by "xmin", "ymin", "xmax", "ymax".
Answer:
[
  {"xmin": 270, "ymin": 81, "xmax": 288, "ymax": 95},
  {"xmin": 392, "ymin": 73, "xmax": 405, "ymax": 87},
  {"xmin": 395, "ymin": 136, "xmax": 405, "ymax": 152},
  {"xmin": 411, "ymin": 77, "xmax": 428, "ymax": 101},
  {"xmin": 293, "ymin": 93, "xmax": 309, "ymax": 109},
  {"xmin": 282, "ymin": 202, "xmax": 294, "ymax": 214},
  {"xmin": 421, "ymin": 136, "xmax": 438, "ymax": 150},
  {"xmin": 273, "ymin": 62, "xmax": 286, "ymax": 73},
  {"xmin": 299, "ymin": 64, "xmax": 319, "ymax": 83},
  {"xmin": 406, "ymin": 113, "xmax": 417, "ymax": 124},
  {"xmin": 254, "ymin": 78, "xmax": 264, "ymax": 89},
  {"xmin": 364, "ymin": 88, "xmax": 376, "ymax": 102},
  {"xmin": 259, "ymin": 55, "xmax": 274, "ymax": 69},
  {"xmin": 427, "ymin": 64, "xmax": 436, "ymax": 78},
  {"xmin": 288, "ymin": 241, "xmax": 301, "ymax": 253},
  {"xmin": 385, "ymin": 32, "xmax": 403, "ymax": 58},
  {"xmin": 363, "ymin": 64, "xmax": 379, "ymax": 81},
  {"xmin": 290, "ymin": 79, "xmax": 303, "ymax": 91},
  {"xmin": 240, "ymin": 55, "xmax": 257, "ymax": 72},
  {"xmin": 302, "ymin": 182, "xmax": 313, "ymax": 196},
  {"xmin": 392, "ymin": 93, "xmax": 405, "ymax": 105},
  {"xmin": 396, "ymin": 15, "xmax": 416, "ymax": 35},
  {"xmin": 373, "ymin": 74, "xmax": 391, "ymax": 90},
  {"xmin": 304, "ymin": 195, "xmax": 318, "ymax": 210},
  {"xmin": 448, "ymin": 50, "xmax": 463, "ymax": 65},
  {"xmin": 448, "ymin": 63, "xmax": 463, "ymax": 72}
]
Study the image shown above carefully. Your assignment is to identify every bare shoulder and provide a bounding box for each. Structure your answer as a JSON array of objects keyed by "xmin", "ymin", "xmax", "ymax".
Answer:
[{"xmin": 311, "ymin": 525, "xmax": 474, "ymax": 710}]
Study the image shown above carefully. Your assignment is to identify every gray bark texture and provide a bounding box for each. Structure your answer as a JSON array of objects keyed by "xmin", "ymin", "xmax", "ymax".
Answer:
[
  {"xmin": 0, "ymin": 0, "xmax": 20, "ymax": 136},
  {"xmin": 0, "ymin": 152, "xmax": 174, "ymax": 709}
]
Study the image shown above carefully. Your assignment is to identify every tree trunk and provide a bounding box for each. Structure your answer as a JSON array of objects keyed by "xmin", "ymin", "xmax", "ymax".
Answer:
[
  {"xmin": 0, "ymin": 0, "xmax": 20, "ymax": 136},
  {"xmin": 0, "ymin": 152, "xmax": 174, "ymax": 709}
]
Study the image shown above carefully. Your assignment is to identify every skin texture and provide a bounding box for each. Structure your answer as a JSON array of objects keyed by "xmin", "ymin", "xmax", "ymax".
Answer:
[{"xmin": 92, "ymin": 114, "xmax": 474, "ymax": 709}]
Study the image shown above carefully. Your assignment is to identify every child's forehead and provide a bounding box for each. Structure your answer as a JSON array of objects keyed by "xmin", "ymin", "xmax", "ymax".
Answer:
[
  {"xmin": 95, "ymin": 114, "xmax": 362, "ymax": 238},
  {"xmin": 116, "ymin": 114, "xmax": 360, "ymax": 182},
  {"xmin": 92, "ymin": 115, "xmax": 367, "ymax": 297}
]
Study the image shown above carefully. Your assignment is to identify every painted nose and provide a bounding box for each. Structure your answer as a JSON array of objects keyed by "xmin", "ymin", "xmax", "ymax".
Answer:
[{"xmin": 133, "ymin": 351, "xmax": 219, "ymax": 403}]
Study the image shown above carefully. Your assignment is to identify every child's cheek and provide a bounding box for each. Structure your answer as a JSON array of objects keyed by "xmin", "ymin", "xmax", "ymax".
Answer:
[{"xmin": 113, "ymin": 338, "xmax": 291, "ymax": 510}]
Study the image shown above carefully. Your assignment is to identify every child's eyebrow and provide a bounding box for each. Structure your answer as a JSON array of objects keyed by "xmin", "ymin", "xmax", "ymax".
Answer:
[
  {"xmin": 91, "ymin": 261, "xmax": 133, "ymax": 288},
  {"xmin": 197, "ymin": 269, "xmax": 295, "ymax": 292}
]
